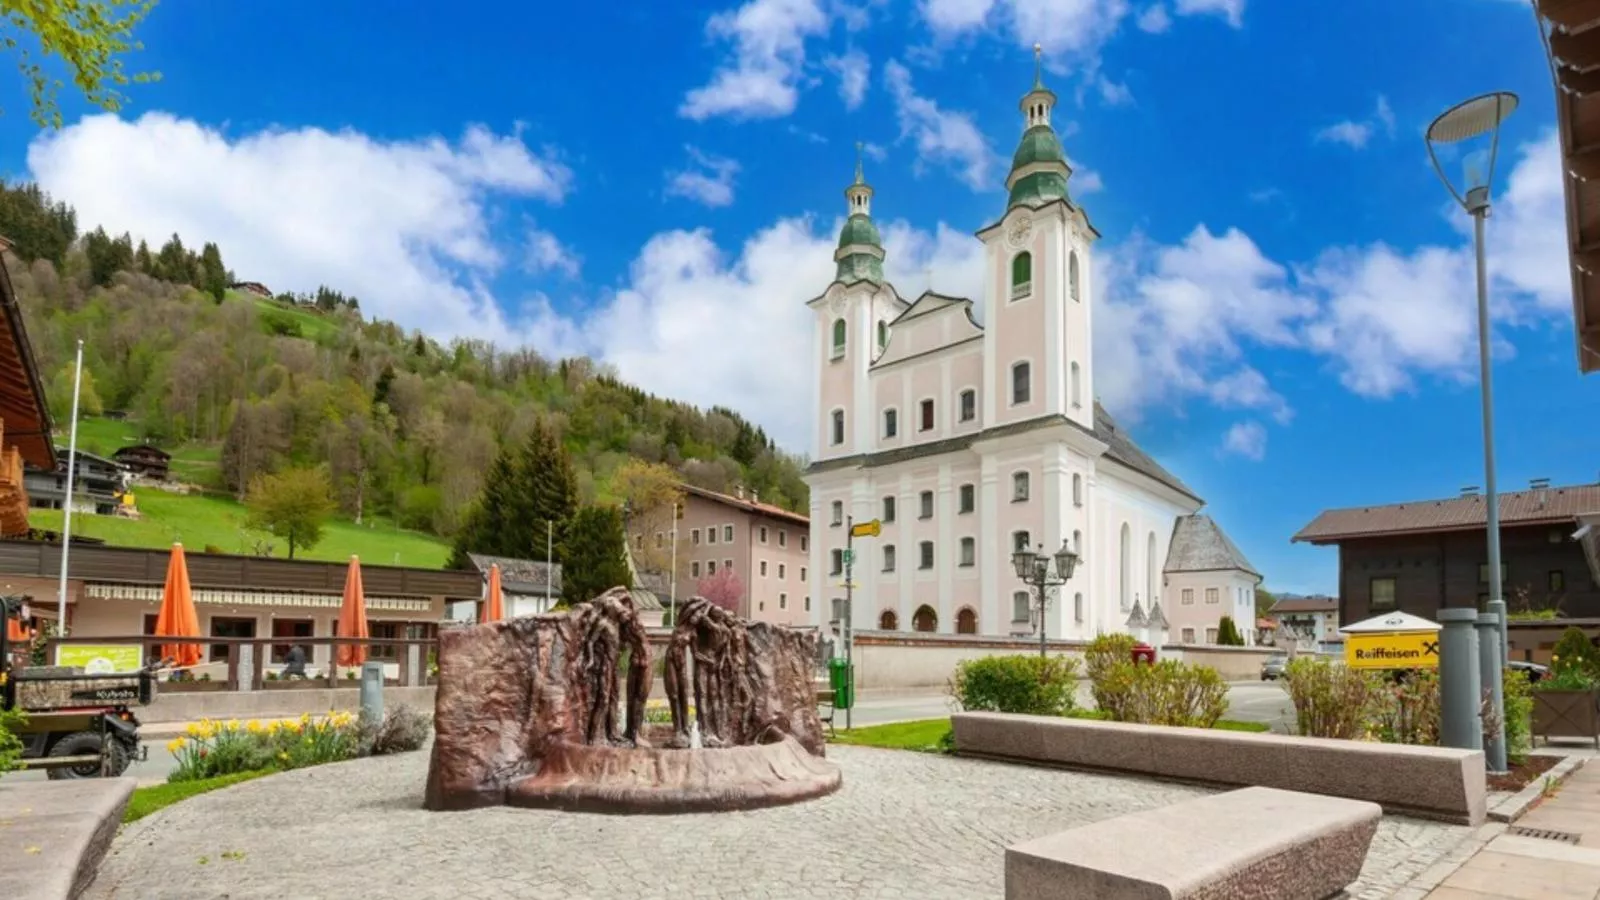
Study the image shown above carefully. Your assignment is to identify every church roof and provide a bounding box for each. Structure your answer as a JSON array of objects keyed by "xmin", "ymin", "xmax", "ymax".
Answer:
[
  {"xmin": 1092, "ymin": 403, "xmax": 1200, "ymax": 503},
  {"xmin": 1163, "ymin": 514, "xmax": 1259, "ymax": 578},
  {"xmin": 837, "ymin": 214, "xmax": 881, "ymax": 249},
  {"xmin": 1011, "ymin": 125, "xmax": 1066, "ymax": 170}
]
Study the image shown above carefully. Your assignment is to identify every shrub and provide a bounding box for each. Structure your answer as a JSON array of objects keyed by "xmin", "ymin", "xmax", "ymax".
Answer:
[
  {"xmin": 0, "ymin": 707, "xmax": 26, "ymax": 778},
  {"xmin": 1094, "ymin": 659, "xmax": 1228, "ymax": 728},
  {"xmin": 1085, "ymin": 633, "xmax": 1136, "ymax": 710},
  {"xmin": 357, "ymin": 704, "xmax": 433, "ymax": 756},
  {"xmin": 1216, "ymin": 616, "xmax": 1244, "ymax": 646},
  {"xmin": 1370, "ymin": 670, "xmax": 1440, "ymax": 746},
  {"xmin": 1285, "ymin": 656, "xmax": 1379, "ymax": 739},
  {"xmin": 169, "ymin": 713, "xmax": 361, "ymax": 781},
  {"xmin": 1502, "ymin": 667, "xmax": 1533, "ymax": 764},
  {"xmin": 950, "ymin": 654, "xmax": 1079, "ymax": 716},
  {"xmin": 1550, "ymin": 627, "xmax": 1599, "ymax": 683}
]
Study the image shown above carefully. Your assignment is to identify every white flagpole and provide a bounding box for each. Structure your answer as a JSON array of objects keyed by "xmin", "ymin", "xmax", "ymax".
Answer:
[{"xmin": 55, "ymin": 339, "xmax": 85, "ymax": 636}]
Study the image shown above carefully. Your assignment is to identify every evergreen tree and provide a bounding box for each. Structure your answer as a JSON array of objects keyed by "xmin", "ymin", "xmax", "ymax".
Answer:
[
  {"xmin": 558, "ymin": 504, "xmax": 631, "ymax": 604},
  {"xmin": 1216, "ymin": 615, "xmax": 1245, "ymax": 646},
  {"xmin": 447, "ymin": 446, "xmax": 522, "ymax": 567},
  {"xmin": 516, "ymin": 419, "xmax": 579, "ymax": 562},
  {"xmin": 154, "ymin": 233, "xmax": 189, "ymax": 283},
  {"xmin": 199, "ymin": 241, "xmax": 227, "ymax": 302},
  {"xmin": 134, "ymin": 238, "xmax": 152, "ymax": 273}
]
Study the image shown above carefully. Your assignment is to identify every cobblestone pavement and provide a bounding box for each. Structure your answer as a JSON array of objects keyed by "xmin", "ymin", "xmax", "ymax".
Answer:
[{"xmin": 90, "ymin": 747, "xmax": 1473, "ymax": 899}]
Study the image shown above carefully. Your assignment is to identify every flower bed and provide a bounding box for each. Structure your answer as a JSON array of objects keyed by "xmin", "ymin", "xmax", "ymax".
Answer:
[{"xmin": 166, "ymin": 705, "xmax": 432, "ymax": 782}]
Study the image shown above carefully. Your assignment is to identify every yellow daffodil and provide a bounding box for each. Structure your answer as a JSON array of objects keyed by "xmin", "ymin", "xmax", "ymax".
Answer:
[
  {"xmin": 246, "ymin": 720, "xmax": 262, "ymax": 733},
  {"xmin": 277, "ymin": 751, "xmax": 289, "ymax": 762},
  {"xmin": 166, "ymin": 737, "xmax": 186, "ymax": 753},
  {"xmin": 226, "ymin": 719, "xmax": 240, "ymax": 732},
  {"xmin": 185, "ymin": 722, "xmax": 202, "ymax": 737}
]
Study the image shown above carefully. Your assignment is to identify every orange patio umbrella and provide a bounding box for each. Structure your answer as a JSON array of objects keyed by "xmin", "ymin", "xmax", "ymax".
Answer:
[
  {"xmin": 154, "ymin": 542, "xmax": 202, "ymax": 667},
  {"xmin": 336, "ymin": 555, "xmax": 369, "ymax": 667},
  {"xmin": 483, "ymin": 563, "xmax": 505, "ymax": 623}
]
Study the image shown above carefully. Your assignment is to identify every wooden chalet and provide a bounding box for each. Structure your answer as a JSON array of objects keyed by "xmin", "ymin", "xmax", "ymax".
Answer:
[
  {"xmin": 0, "ymin": 236, "xmax": 57, "ymax": 536},
  {"xmin": 1530, "ymin": 1, "xmax": 1600, "ymax": 372},
  {"xmin": 113, "ymin": 443, "xmax": 171, "ymax": 480}
]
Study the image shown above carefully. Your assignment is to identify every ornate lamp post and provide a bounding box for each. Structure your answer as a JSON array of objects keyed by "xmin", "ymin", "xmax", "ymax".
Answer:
[
  {"xmin": 1012, "ymin": 541, "xmax": 1080, "ymax": 658},
  {"xmin": 1425, "ymin": 91, "xmax": 1518, "ymax": 774}
]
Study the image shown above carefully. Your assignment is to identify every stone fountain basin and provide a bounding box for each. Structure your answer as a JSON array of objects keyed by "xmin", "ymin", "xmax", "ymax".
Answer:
[{"xmin": 504, "ymin": 735, "xmax": 842, "ymax": 814}]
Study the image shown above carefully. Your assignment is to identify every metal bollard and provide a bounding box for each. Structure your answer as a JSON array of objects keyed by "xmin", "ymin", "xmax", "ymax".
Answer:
[
  {"xmin": 1477, "ymin": 613, "xmax": 1508, "ymax": 773},
  {"xmin": 1438, "ymin": 608, "xmax": 1483, "ymax": 751},
  {"xmin": 360, "ymin": 661, "xmax": 384, "ymax": 723}
]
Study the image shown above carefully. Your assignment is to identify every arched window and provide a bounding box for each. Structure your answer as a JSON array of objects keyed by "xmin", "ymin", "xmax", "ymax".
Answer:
[
  {"xmin": 1074, "ymin": 593, "xmax": 1083, "ymax": 623},
  {"xmin": 1119, "ymin": 523, "xmax": 1132, "ymax": 610},
  {"xmin": 1011, "ymin": 251, "xmax": 1033, "ymax": 299},
  {"xmin": 883, "ymin": 408, "xmax": 898, "ymax": 438},
  {"xmin": 831, "ymin": 318, "xmax": 847, "ymax": 358},
  {"xmin": 879, "ymin": 609, "xmax": 898, "ymax": 630},
  {"xmin": 1072, "ymin": 473, "xmax": 1083, "ymax": 507},
  {"xmin": 956, "ymin": 607, "xmax": 978, "ymax": 634},
  {"xmin": 913, "ymin": 605, "xmax": 938, "ymax": 632},
  {"xmin": 1011, "ymin": 361, "xmax": 1031, "ymax": 405},
  {"xmin": 1011, "ymin": 591, "xmax": 1031, "ymax": 623},
  {"xmin": 1070, "ymin": 362, "xmax": 1082, "ymax": 407},
  {"xmin": 1069, "ymin": 251, "xmax": 1081, "ymax": 301},
  {"xmin": 1012, "ymin": 471, "xmax": 1030, "ymax": 502},
  {"xmin": 877, "ymin": 320, "xmax": 888, "ymax": 350},
  {"xmin": 1012, "ymin": 530, "xmax": 1032, "ymax": 553},
  {"xmin": 830, "ymin": 409, "xmax": 845, "ymax": 445},
  {"xmin": 1146, "ymin": 532, "xmax": 1158, "ymax": 606}
]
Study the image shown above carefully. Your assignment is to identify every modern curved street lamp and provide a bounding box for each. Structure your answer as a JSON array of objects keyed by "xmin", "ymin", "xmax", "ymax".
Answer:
[
  {"xmin": 1013, "ymin": 541, "xmax": 1079, "ymax": 658},
  {"xmin": 1425, "ymin": 91, "xmax": 1517, "ymax": 775}
]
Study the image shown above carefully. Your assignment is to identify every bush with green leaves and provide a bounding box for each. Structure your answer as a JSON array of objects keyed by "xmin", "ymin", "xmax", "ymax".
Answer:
[
  {"xmin": 1549, "ymin": 627, "xmax": 1600, "ymax": 685},
  {"xmin": 0, "ymin": 707, "xmax": 25, "ymax": 778},
  {"xmin": 1084, "ymin": 633, "xmax": 1136, "ymax": 711},
  {"xmin": 1370, "ymin": 670, "xmax": 1440, "ymax": 746},
  {"xmin": 1094, "ymin": 659, "xmax": 1228, "ymax": 728},
  {"xmin": 1285, "ymin": 656, "xmax": 1380, "ymax": 739},
  {"xmin": 1502, "ymin": 667, "xmax": 1533, "ymax": 763},
  {"xmin": 949, "ymin": 654, "xmax": 1080, "ymax": 716}
]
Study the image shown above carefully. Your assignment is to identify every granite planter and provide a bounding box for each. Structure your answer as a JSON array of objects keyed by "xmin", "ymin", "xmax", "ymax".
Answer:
[{"xmin": 1531, "ymin": 688, "xmax": 1600, "ymax": 748}]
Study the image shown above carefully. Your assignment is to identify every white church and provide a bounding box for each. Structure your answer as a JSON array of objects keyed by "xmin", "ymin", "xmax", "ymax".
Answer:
[{"xmin": 803, "ymin": 56, "xmax": 1260, "ymax": 644}]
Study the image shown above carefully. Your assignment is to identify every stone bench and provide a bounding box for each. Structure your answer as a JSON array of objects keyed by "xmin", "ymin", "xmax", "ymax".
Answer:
[
  {"xmin": 953, "ymin": 711, "xmax": 1486, "ymax": 825},
  {"xmin": 0, "ymin": 777, "xmax": 136, "ymax": 899},
  {"xmin": 1007, "ymin": 786, "xmax": 1380, "ymax": 900}
]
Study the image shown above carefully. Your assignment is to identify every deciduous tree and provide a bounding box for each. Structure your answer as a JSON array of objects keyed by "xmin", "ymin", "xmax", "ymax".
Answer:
[
  {"xmin": 697, "ymin": 567, "xmax": 743, "ymax": 614},
  {"xmin": 2, "ymin": 0, "xmax": 161, "ymax": 129},
  {"xmin": 613, "ymin": 458, "xmax": 682, "ymax": 573},
  {"xmin": 244, "ymin": 466, "xmax": 335, "ymax": 560}
]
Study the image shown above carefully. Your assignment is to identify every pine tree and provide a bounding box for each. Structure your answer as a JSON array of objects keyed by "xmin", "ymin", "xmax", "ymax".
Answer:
[
  {"xmin": 558, "ymin": 504, "xmax": 631, "ymax": 604},
  {"xmin": 199, "ymin": 241, "xmax": 227, "ymax": 302},
  {"xmin": 134, "ymin": 238, "xmax": 152, "ymax": 273},
  {"xmin": 516, "ymin": 419, "xmax": 579, "ymax": 562},
  {"xmin": 1217, "ymin": 615, "xmax": 1245, "ymax": 646}
]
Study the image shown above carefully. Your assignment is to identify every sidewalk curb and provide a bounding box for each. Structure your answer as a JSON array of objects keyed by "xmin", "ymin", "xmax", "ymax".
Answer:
[{"xmin": 1488, "ymin": 755, "xmax": 1587, "ymax": 823}]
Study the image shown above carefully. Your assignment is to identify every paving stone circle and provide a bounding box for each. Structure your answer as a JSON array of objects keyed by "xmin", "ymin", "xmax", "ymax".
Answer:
[{"xmin": 89, "ymin": 745, "xmax": 1473, "ymax": 899}]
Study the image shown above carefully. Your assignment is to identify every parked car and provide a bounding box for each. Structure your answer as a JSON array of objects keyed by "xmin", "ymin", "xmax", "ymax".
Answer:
[
  {"xmin": 1508, "ymin": 660, "xmax": 1550, "ymax": 684},
  {"xmin": 1261, "ymin": 653, "xmax": 1289, "ymax": 680}
]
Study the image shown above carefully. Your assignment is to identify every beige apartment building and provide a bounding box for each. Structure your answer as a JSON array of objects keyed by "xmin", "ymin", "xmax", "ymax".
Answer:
[{"xmin": 635, "ymin": 484, "xmax": 811, "ymax": 626}]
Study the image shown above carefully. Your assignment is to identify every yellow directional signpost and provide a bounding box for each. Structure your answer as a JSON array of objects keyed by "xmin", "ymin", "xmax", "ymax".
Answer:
[
  {"xmin": 850, "ymin": 520, "xmax": 881, "ymax": 538},
  {"xmin": 1340, "ymin": 612, "xmax": 1441, "ymax": 671},
  {"xmin": 839, "ymin": 517, "xmax": 880, "ymax": 729}
]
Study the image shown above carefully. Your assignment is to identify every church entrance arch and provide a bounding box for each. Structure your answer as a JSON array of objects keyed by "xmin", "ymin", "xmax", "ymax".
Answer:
[{"xmin": 912, "ymin": 605, "xmax": 938, "ymax": 632}]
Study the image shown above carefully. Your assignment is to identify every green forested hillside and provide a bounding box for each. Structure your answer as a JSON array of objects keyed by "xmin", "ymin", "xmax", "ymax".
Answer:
[{"xmin": 0, "ymin": 181, "xmax": 809, "ymax": 558}]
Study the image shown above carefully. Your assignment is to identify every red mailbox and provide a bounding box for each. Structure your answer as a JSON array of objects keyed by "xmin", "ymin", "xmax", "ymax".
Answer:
[{"xmin": 1131, "ymin": 642, "xmax": 1156, "ymax": 665}]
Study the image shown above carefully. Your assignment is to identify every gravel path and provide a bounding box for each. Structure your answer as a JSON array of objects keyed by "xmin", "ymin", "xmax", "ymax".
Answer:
[{"xmin": 89, "ymin": 746, "xmax": 1472, "ymax": 899}]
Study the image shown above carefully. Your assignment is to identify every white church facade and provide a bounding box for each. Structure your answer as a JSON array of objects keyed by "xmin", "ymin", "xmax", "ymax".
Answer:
[{"xmin": 803, "ymin": 57, "xmax": 1259, "ymax": 643}]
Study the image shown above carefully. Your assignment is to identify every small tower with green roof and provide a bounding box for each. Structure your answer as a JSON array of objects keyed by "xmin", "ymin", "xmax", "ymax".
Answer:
[
  {"xmin": 834, "ymin": 142, "xmax": 885, "ymax": 285},
  {"xmin": 978, "ymin": 43, "xmax": 1098, "ymax": 435}
]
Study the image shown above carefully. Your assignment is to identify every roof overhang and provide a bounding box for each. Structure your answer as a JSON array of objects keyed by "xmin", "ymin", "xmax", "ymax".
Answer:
[
  {"xmin": 1532, "ymin": 1, "xmax": 1600, "ymax": 373},
  {"xmin": 1293, "ymin": 513, "xmax": 1584, "ymax": 545}
]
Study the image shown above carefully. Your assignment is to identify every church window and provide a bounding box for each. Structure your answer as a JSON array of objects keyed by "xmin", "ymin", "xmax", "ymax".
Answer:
[
  {"xmin": 883, "ymin": 496, "xmax": 896, "ymax": 522},
  {"xmin": 1011, "ymin": 361, "xmax": 1031, "ymax": 405},
  {"xmin": 919, "ymin": 491, "xmax": 933, "ymax": 518},
  {"xmin": 960, "ymin": 538, "xmax": 975, "ymax": 567},
  {"xmin": 959, "ymin": 389, "xmax": 976, "ymax": 422},
  {"xmin": 1071, "ymin": 362, "xmax": 1082, "ymax": 408},
  {"xmin": 1182, "ymin": 588, "xmax": 1194, "ymax": 605},
  {"xmin": 1012, "ymin": 591, "xmax": 1031, "ymax": 623},
  {"xmin": 1074, "ymin": 593, "xmax": 1083, "ymax": 623},
  {"xmin": 1011, "ymin": 252, "xmax": 1033, "ymax": 300},
  {"xmin": 831, "ymin": 318, "xmax": 847, "ymax": 359},
  {"xmin": 1069, "ymin": 251, "xmax": 1081, "ymax": 302},
  {"xmin": 919, "ymin": 541, "xmax": 934, "ymax": 569},
  {"xmin": 1012, "ymin": 530, "xmax": 1031, "ymax": 553},
  {"xmin": 830, "ymin": 549, "xmax": 843, "ymax": 574},
  {"xmin": 919, "ymin": 398, "xmax": 935, "ymax": 431},
  {"xmin": 1147, "ymin": 532, "xmax": 1158, "ymax": 606},
  {"xmin": 830, "ymin": 501, "xmax": 843, "ymax": 526},
  {"xmin": 877, "ymin": 320, "xmax": 888, "ymax": 350},
  {"xmin": 1012, "ymin": 471, "xmax": 1030, "ymax": 502},
  {"xmin": 883, "ymin": 545, "xmax": 896, "ymax": 571},
  {"xmin": 1073, "ymin": 529, "xmax": 1081, "ymax": 553},
  {"xmin": 1072, "ymin": 473, "xmax": 1083, "ymax": 507},
  {"xmin": 1206, "ymin": 587, "xmax": 1219, "ymax": 604},
  {"xmin": 880, "ymin": 609, "xmax": 898, "ymax": 630},
  {"xmin": 830, "ymin": 409, "xmax": 844, "ymax": 445},
  {"xmin": 1119, "ymin": 523, "xmax": 1132, "ymax": 609},
  {"xmin": 959, "ymin": 484, "xmax": 975, "ymax": 513},
  {"xmin": 883, "ymin": 408, "xmax": 898, "ymax": 438}
]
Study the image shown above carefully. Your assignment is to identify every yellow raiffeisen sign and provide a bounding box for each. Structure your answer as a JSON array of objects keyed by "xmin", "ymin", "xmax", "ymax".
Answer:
[{"xmin": 1345, "ymin": 631, "xmax": 1440, "ymax": 670}]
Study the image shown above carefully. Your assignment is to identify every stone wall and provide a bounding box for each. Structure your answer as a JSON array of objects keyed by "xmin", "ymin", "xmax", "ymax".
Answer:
[{"xmin": 142, "ymin": 686, "xmax": 437, "ymax": 724}]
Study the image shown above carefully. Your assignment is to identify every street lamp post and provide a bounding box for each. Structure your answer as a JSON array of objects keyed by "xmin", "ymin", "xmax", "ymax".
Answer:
[
  {"xmin": 1012, "ymin": 541, "xmax": 1080, "ymax": 658},
  {"xmin": 1425, "ymin": 91, "xmax": 1518, "ymax": 775}
]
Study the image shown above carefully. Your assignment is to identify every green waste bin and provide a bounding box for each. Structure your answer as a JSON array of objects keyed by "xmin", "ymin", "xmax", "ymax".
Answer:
[{"xmin": 828, "ymin": 657, "xmax": 855, "ymax": 710}]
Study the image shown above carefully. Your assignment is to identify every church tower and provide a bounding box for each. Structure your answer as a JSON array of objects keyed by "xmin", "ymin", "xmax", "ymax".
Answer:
[
  {"xmin": 809, "ymin": 146, "xmax": 897, "ymax": 462},
  {"xmin": 978, "ymin": 45, "xmax": 1098, "ymax": 435}
]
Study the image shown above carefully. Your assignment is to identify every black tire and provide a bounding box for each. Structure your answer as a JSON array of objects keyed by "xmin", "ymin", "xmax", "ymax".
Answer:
[{"xmin": 45, "ymin": 731, "xmax": 128, "ymax": 780}]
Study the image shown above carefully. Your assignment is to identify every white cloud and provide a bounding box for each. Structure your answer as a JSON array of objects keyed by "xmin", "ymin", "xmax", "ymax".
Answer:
[
  {"xmin": 883, "ymin": 60, "xmax": 997, "ymax": 190},
  {"xmin": 1375, "ymin": 95, "xmax": 1395, "ymax": 137},
  {"xmin": 680, "ymin": 0, "xmax": 831, "ymax": 121},
  {"xmin": 1174, "ymin": 0, "xmax": 1244, "ymax": 27},
  {"xmin": 1221, "ymin": 421, "xmax": 1267, "ymax": 461},
  {"xmin": 525, "ymin": 228, "xmax": 580, "ymax": 279},
  {"xmin": 1315, "ymin": 120, "xmax": 1373, "ymax": 149},
  {"xmin": 919, "ymin": 0, "xmax": 1131, "ymax": 66},
  {"xmin": 825, "ymin": 49, "xmax": 871, "ymax": 109},
  {"xmin": 1136, "ymin": 5, "xmax": 1171, "ymax": 32},
  {"xmin": 665, "ymin": 147, "xmax": 742, "ymax": 208},
  {"xmin": 1073, "ymin": 167, "xmax": 1105, "ymax": 195},
  {"xmin": 1097, "ymin": 75, "xmax": 1134, "ymax": 106},
  {"xmin": 26, "ymin": 112, "xmax": 570, "ymax": 341}
]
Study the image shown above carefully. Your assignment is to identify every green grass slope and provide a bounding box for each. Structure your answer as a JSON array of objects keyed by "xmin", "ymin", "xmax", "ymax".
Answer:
[{"xmin": 29, "ymin": 488, "xmax": 450, "ymax": 567}]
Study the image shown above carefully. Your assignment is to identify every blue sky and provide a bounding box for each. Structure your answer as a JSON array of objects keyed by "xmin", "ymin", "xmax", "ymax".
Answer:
[{"xmin": 0, "ymin": 0, "xmax": 1595, "ymax": 596}]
